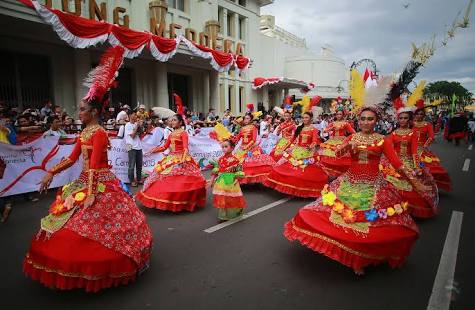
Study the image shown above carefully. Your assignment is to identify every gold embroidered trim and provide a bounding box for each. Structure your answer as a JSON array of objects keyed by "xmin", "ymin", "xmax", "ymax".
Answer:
[
  {"xmin": 289, "ymin": 220, "xmax": 401, "ymax": 260},
  {"xmin": 24, "ymin": 254, "xmax": 136, "ymax": 280},
  {"xmin": 48, "ymin": 158, "xmax": 73, "ymax": 175},
  {"xmin": 140, "ymin": 192, "xmax": 200, "ymax": 205},
  {"xmin": 267, "ymin": 178, "xmax": 322, "ymax": 192}
]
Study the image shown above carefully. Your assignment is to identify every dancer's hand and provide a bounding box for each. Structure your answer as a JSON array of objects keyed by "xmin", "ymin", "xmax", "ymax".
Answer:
[{"xmin": 38, "ymin": 172, "xmax": 53, "ymax": 194}]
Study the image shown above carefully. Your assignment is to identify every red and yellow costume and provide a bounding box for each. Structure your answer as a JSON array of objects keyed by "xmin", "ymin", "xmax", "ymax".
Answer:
[
  {"xmin": 212, "ymin": 153, "xmax": 247, "ymax": 220},
  {"xmin": 24, "ymin": 125, "xmax": 153, "ymax": 292},
  {"xmin": 264, "ymin": 126, "xmax": 328, "ymax": 197},
  {"xmin": 234, "ymin": 124, "xmax": 275, "ymax": 184},
  {"xmin": 383, "ymin": 129, "xmax": 438, "ymax": 218},
  {"xmin": 269, "ymin": 121, "xmax": 296, "ymax": 161},
  {"xmin": 319, "ymin": 120, "xmax": 355, "ymax": 177},
  {"xmin": 137, "ymin": 128, "xmax": 206, "ymax": 212},
  {"xmin": 413, "ymin": 121, "xmax": 452, "ymax": 192},
  {"xmin": 284, "ymin": 132, "xmax": 419, "ymax": 272}
]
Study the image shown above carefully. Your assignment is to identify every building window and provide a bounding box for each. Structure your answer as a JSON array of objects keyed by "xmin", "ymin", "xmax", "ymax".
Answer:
[
  {"xmin": 218, "ymin": 8, "xmax": 223, "ymax": 34},
  {"xmin": 239, "ymin": 86, "xmax": 245, "ymax": 113},
  {"xmin": 168, "ymin": 0, "xmax": 185, "ymax": 12},
  {"xmin": 227, "ymin": 12, "xmax": 234, "ymax": 37},
  {"xmin": 228, "ymin": 85, "xmax": 233, "ymax": 111},
  {"xmin": 238, "ymin": 17, "xmax": 245, "ymax": 40},
  {"xmin": 239, "ymin": 0, "xmax": 246, "ymax": 6}
]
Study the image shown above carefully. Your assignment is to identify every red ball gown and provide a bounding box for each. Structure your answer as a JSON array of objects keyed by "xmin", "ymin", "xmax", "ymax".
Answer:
[
  {"xmin": 23, "ymin": 125, "xmax": 153, "ymax": 292},
  {"xmin": 319, "ymin": 121, "xmax": 355, "ymax": 177},
  {"xmin": 269, "ymin": 120, "xmax": 296, "ymax": 161},
  {"xmin": 137, "ymin": 128, "xmax": 206, "ymax": 212},
  {"xmin": 284, "ymin": 132, "xmax": 419, "ymax": 272},
  {"xmin": 383, "ymin": 128, "xmax": 438, "ymax": 218},
  {"xmin": 234, "ymin": 124, "xmax": 275, "ymax": 184},
  {"xmin": 264, "ymin": 126, "xmax": 328, "ymax": 198},
  {"xmin": 413, "ymin": 121, "xmax": 452, "ymax": 192}
]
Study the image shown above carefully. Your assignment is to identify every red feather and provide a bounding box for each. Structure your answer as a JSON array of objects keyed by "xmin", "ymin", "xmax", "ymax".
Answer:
[
  {"xmin": 173, "ymin": 93, "xmax": 185, "ymax": 116},
  {"xmin": 393, "ymin": 97, "xmax": 404, "ymax": 111},
  {"xmin": 284, "ymin": 95, "xmax": 293, "ymax": 105},
  {"xmin": 310, "ymin": 96, "xmax": 322, "ymax": 107},
  {"xmin": 416, "ymin": 99, "xmax": 425, "ymax": 110},
  {"xmin": 83, "ymin": 46, "xmax": 125, "ymax": 103},
  {"xmin": 246, "ymin": 103, "xmax": 254, "ymax": 112}
]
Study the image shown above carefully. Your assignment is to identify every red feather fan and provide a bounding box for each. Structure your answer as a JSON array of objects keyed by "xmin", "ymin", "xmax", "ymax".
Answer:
[
  {"xmin": 83, "ymin": 46, "xmax": 125, "ymax": 103},
  {"xmin": 284, "ymin": 95, "xmax": 293, "ymax": 105},
  {"xmin": 246, "ymin": 103, "xmax": 254, "ymax": 112},
  {"xmin": 310, "ymin": 96, "xmax": 322, "ymax": 108},
  {"xmin": 393, "ymin": 97, "xmax": 404, "ymax": 111}
]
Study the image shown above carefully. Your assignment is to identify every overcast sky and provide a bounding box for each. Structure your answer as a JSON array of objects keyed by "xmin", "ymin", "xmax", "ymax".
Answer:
[{"xmin": 261, "ymin": 0, "xmax": 475, "ymax": 94}]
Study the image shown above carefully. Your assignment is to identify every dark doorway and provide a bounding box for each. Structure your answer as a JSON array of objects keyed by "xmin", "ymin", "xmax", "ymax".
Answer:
[
  {"xmin": 110, "ymin": 67, "xmax": 134, "ymax": 109},
  {"xmin": 168, "ymin": 73, "xmax": 190, "ymax": 111},
  {"xmin": 0, "ymin": 50, "xmax": 52, "ymax": 110}
]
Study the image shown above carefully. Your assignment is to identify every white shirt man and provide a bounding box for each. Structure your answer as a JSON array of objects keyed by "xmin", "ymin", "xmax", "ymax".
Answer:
[
  {"xmin": 124, "ymin": 118, "xmax": 142, "ymax": 151},
  {"xmin": 116, "ymin": 105, "xmax": 130, "ymax": 123}
]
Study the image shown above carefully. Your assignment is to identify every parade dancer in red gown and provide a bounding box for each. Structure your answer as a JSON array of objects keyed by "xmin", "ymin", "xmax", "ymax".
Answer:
[
  {"xmin": 413, "ymin": 105, "xmax": 452, "ymax": 192},
  {"xmin": 319, "ymin": 109, "xmax": 355, "ymax": 177},
  {"xmin": 285, "ymin": 106, "xmax": 427, "ymax": 275},
  {"xmin": 23, "ymin": 46, "xmax": 153, "ymax": 292},
  {"xmin": 269, "ymin": 110, "xmax": 296, "ymax": 161},
  {"xmin": 383, "ymin": 107, "xmax": 438, "ymax": 218},
  {"xmin": 137, "ymin": 114, "xmax": 206, "ymax": 212},
  {"xmin": 233, "ymin": 113, "xmax": 275, "ymax": 184},
  {"xmin": 264, "ymin": 112, "xmax": 328, "ymax": 198}
]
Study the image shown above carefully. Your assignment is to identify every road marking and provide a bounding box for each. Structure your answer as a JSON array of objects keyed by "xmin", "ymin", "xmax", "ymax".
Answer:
[
  {"xmin": 462, "ymin": 158, "xmax": 470, "ymax": 172},
  {"xmin": 427, "ymin": 211, "xmax": 464, "ymax": 310},
  {"xmin": 203, "ymin": 197, "xmax": 292, "ymax": 233},
  {"xmin": 468, "ymin": 144, "xmax": 473, "ymax": 151}
]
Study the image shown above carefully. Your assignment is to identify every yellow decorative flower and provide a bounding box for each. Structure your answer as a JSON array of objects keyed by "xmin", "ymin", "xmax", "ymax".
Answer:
[
  {"xmin": 97, "ymin": 183, "xmax": 106, "ymax": 193},
  {"xmin": 387, "ymin": 207, "xmax": 395, "ymax": 216},
  {"xmin": 377, "ymin": 139, "xmax": 384, "ymax": 146},
  {"xmin": 49, "ymin": 203, "xmax": 65, "ymax": 215},
  {"xmin": 394, "ymin": 204, "xmax": 403, "ymax": 214},
  {"xmin": 401, "ymin": 201, "xmax": 408, "ymax": 210},
  {"xmin": 322, "ymin": 191, "xmax": 337, "ymax": 206},
  {"xmin": 62, "ymin": 182, "xmax": 72, "ymax": 192},
  {"xmin": 379, "ymin": 164, "xmax": 384, "ymax": 171},
  {"xmin": 332, "ymin": 201, "xmax": 344, "ymax": 214},
  {"xmin": 74, "ymin": 192, "xmax": 86, "ymax": 202}
]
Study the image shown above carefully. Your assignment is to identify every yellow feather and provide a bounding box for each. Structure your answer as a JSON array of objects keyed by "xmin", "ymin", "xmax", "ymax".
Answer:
[
  {"xmin": 350, "ymin": 69, "xmax": 365, "ymax": 112},
  {"xmin": 213, "ymin": 123, "xmax": 232, "ymax": 141},
  {"xmin": 407, "ymin": 80, "xmax": 426, "ymax": 106},
  {"xmin": 301, "ymin": 96, "xmax": 311, "ymax": 113}
]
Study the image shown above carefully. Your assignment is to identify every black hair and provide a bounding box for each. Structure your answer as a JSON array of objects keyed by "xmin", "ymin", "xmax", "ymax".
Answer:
[
  {"xmin": 294, "ymin": 112, "xmax": 313, "ymax": 138},
  {"xmin": 244, "ymin": 112, "xmax": 253, "ymax": 122},
  {"xmin": 223, "ymin": 139, "xmax": 235, "ymax": 148},
  {"xmin": 415, "ymin": 108, "xmax": 425, "ymax": 115},
  {"xmin": 173, "ymin": 113, "xmax": 185, "ymax": 128},
  {"xmin": 46, "ymin": 115, "xmax": 60, "ymax": 124},
  {"xmin": 359, "ymin": 107, "xmax": 380, "ymax": 120}
]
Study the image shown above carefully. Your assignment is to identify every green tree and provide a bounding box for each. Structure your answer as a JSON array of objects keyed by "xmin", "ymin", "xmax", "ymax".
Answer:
[{"xmin": 423, "ymin": 81, "xmax": 473, "ymax": 105}]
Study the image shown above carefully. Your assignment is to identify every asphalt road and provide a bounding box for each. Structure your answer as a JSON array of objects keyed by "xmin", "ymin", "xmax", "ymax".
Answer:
[{"xmin": 1, "ymin": 136, "xmax": 474, "ymax": 310}]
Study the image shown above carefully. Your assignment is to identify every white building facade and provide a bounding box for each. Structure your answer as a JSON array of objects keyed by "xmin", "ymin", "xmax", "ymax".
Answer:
[{"xmin": 0, "ymin": 0, "xmax": 348, "ymax": 116}]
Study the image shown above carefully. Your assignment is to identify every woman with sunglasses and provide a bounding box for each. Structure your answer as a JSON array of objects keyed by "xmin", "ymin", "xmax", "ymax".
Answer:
[
  {"xmin": 383, "ymin": 108, "xmax": 438, "ymax": 218},
  {"xmin": 284, "ymin": 106, "xmax": 426, "ymax": 275},
  {"xmin": 413, "ymin": 105, "xmax": 452, "ymax": 192}
]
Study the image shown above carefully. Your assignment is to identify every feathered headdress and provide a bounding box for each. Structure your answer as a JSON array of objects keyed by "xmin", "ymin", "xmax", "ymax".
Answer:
[
  {"xmin": 210, "ymin": 122, "xmax": 233, "ymax": 142},
  {"xmin": 83, "ymin": 46, "xmax": 125, "ymax": 104},
  {"xmin": 350, "ymin": 69, "xmax": 394, "ymax": 116},
  {"xmin": 246, "ymin": 103, "xmax": 254, "ymax": 112},
  {"xmin": 406, "ymin": 80, "xmax": 426, "ymax": 107}
]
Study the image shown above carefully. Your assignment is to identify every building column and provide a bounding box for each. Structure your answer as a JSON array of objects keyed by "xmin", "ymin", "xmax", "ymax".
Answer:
[
  {"xmin": 262, "ymin": 85, "xmax": 269, "ymax": 110},
  {"xmin": 223, "ymin": 76, "xmax": 229, "ymax": 114},
  {"xmin": 155, "ymin": 62, "xmax": 168, "ymax": 108},
  {"xmin": 222, "ymin": 8, "xmax": 228, "ymax": 37},
  {"xmin": 209, "ymin": 70, "xmax": 219, "ymax": 112},
  {"xmin": 73, "ymin": 49, "xmax": 90, "ymax": 114},
  {"xmin": 203, "ymin": 71, "xmax": 210, "ymax": 113}
]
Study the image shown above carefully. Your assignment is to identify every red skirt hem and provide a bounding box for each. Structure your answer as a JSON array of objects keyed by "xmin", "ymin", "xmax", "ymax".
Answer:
[
  {"xmin": 136, "ymin": 190, "xmax": 206, "ymax": 212},
  {"xmin": 284, "ymin": 221, "xmax": 407, "ymax": 271},
  {"xmin": 263, "ymin": 178, "xmax": 323, "ymax": 198},
  {"xmin": 239, "ymin": 173, "xmax": 269, "ymax": 184},
  {"xmin": 23, "ymin": 259, "xmax": 137, "ymax": 292}
]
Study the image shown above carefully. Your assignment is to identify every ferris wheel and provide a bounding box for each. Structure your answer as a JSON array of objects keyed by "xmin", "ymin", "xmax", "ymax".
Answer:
[{"xmin": 350, "ymin": 58, "xmax": 379, "ymax": 76}]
